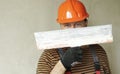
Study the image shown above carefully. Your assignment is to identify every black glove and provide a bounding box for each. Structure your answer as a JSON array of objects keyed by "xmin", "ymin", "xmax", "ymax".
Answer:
[{"xmin": 61, "ymin": 47, "xmax": 83, "ymax": 70}]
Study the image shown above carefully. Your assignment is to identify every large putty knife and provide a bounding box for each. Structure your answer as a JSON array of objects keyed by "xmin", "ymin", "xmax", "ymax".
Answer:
[{"xmin": 34, "ymin": 24, "xmax": 113, "ymax": 50}]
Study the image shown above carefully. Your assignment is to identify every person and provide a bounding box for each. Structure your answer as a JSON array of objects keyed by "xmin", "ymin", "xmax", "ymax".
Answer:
[{"xmin": 36, "ymin": 0, "xmax": 111, "ymax": 74}]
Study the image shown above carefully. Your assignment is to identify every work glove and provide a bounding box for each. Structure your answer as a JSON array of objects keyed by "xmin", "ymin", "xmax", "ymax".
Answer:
[{"xmin": 61, "ymin": 47, "xmax": 83, "ymax": 71}]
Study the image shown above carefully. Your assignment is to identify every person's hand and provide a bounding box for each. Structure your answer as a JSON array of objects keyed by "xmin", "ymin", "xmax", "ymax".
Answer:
[{"xmin": 61, "ymin": 47, "xmax": 83, "ymax": 71}]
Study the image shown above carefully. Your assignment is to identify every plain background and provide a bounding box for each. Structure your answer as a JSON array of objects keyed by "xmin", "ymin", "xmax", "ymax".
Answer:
[{"xmin": 0, "ymin": 0, "xmax": 120, "ymax": 74}]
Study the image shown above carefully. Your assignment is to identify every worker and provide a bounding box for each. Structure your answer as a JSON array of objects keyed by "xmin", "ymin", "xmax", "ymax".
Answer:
[{"xmin": 36, "ymin": 0, "xmax": 111, "ymax": 74}]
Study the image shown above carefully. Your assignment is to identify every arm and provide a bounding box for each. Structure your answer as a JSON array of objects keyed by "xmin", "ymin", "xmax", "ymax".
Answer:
[
  {"xmin": 100, "ymin": 48, "xmax": 111, "ymax": 74},
  {"xmin": 95, "ymin": 44, "xmax": 111, "ymax": 74},
  {"xmin": 50, "ymin": 60, "xmax": 66, "ymax": 74},
  {"xmin": 36, "ymin": 50, "xmax": 52, "ymax": 74}
]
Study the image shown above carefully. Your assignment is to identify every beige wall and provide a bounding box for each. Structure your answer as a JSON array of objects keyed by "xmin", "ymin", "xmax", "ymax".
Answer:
[{"xmin": 0, "ymin": 0, "xmax": 119, "ymax": 74}]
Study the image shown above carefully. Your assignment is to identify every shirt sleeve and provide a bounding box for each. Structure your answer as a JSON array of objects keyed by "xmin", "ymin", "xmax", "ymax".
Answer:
[
  {"xmin": 95, "ymin": 44, "xmax": 111, "ymax": 74},
  {"xmin": 36, "ymin": 50, "xmax": 54, "ymax": 74}
]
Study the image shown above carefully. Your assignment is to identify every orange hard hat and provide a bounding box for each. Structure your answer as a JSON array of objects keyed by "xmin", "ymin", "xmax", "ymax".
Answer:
[{"xmin": 57, "ymin": 0, "xmax": 89, "ymax": 23}]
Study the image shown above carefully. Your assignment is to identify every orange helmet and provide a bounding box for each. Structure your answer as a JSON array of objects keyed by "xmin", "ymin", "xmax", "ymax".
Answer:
[{"xmin": 57, "ymin": 0, "xmax": 89, "ymax": 23}]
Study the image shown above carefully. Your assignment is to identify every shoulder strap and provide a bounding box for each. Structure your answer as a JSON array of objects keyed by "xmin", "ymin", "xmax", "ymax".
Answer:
[
  {"xmin": 89, "ymin": 45, "xmax": 101, "ymax": 74},
  {"xmin": 58, "ymin": 48, "xmax": 64, "ymax": 58}
]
